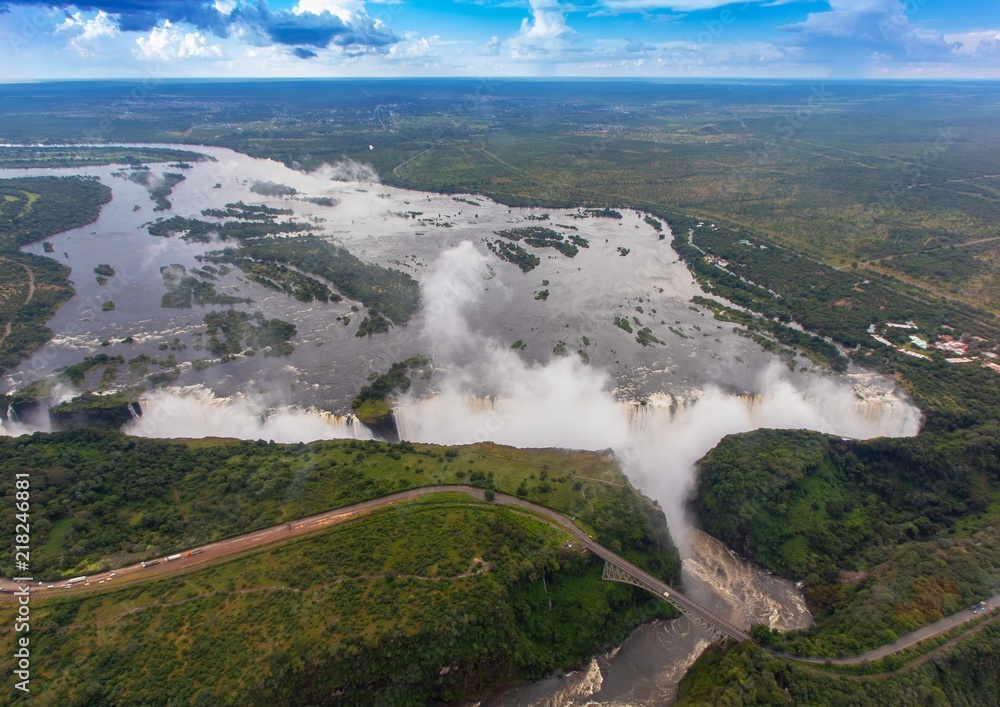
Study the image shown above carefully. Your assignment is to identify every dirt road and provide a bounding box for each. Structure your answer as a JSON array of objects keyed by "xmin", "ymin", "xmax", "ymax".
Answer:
[
  {"xmin": 0, "ymin": 486, "xmax": 494, "ymax": 597},
  {"xmin": 3, "ymin": 484, "xmax": 996, "ymax": 668},
  {"xmin": 792, "ymin": 593, "xmax": 1000, "ymax": 666}
]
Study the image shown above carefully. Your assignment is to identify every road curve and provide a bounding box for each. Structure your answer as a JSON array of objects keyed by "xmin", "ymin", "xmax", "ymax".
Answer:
[
  {"xmin": 0, "ymin": 485, "xmax": 746, "ymax": 641},
  {"xmin": 4, "ymin": 484, "xmax": 993, "ymax": 665},
  {"xmin": 789, "ymin": 593, "xmax": 1000, "ymax": 666}
]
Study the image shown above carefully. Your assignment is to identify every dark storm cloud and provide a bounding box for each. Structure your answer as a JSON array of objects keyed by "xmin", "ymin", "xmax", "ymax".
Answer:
[
  {"xmin": 0, "ymin": 0, "xmax": 399, "ymax": 49},
  {"xmin": 292, "ymin": 46, "xmax": 317, "ymax": 59},
  {"xmin": 233, "ymin": 1, "xmax": 397, "ymax": 49},
  {"xmin": 0, "ymin": 0, "xmax": 229, "ymax": 32}
]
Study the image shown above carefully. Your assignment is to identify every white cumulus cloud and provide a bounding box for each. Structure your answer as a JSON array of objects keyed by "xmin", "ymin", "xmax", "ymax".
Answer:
[
  {"xmin": 510, "ymin": 0, "xmax": 573, "ymax": 56},
  {"xmin": 56, "ymin": 10, "xmax": 119, "ymax": 57},
  {"xmin": 293, "ymin": 0, "xmax": 368, "ymax": 23},
  {"xmin": 386, "ymin": 34, "xmax": 441, "ymax": 61},
  {"xmin": 134, "ymin": 21, "xmax": 224, "ymax": 61}
]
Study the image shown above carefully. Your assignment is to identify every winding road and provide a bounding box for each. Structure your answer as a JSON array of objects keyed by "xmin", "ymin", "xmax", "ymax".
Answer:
[
  {"xmin": 792, "ymin": 593, "xmax": 1000, "ymax": 666},
  {"xmin": 0, "ymin": 486, "xmax": 746, "ymax": 641},
  {"xmin": 3, "ymin": 485, "xmax": 996, "ymax": 669}
]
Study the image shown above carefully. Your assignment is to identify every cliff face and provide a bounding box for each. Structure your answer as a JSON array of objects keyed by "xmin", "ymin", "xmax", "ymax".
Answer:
[
  {"xmin": 48, "ymin": 402, "xmax": 138, "ymax": 431},
  {"xmin": 0, "ymin": 393, "xmax": 141, "ymax": 432}
]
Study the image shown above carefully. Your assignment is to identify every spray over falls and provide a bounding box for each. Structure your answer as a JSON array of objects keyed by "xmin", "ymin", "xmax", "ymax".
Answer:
[{"xmin": 122, "ymin": 386, "xmax": 371, "ymax": 443}]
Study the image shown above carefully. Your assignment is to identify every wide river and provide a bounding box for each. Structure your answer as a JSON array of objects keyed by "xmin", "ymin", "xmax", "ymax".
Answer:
[{"xmin": 0, "ymin": 144, "xmax": 922, "ymax": 703}]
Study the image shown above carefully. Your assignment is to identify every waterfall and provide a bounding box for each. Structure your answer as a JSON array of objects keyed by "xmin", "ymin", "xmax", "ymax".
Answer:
[
  {"xmin": 6, "ymin": 404, "xmax": 18, "ymax": 424},
  {"xmin": 348, "ymin": 413, "xmax": 367, "ymax": 439},
  {"xmin": 127, "ymin": 403, "xmax": 141, "ymax": 420},
  {"xmin": 390, "ymin": 377, "xmax": 921, "ymax": 450},
  {"xmin": 123, "ymin": 387, "xmax": 374, "ymax": 443}
]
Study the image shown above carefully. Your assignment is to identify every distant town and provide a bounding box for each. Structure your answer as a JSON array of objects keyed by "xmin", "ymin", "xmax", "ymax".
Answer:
[{"xmin": 869, "ymin": 321, "xmax": 1000, "ymax": 373}]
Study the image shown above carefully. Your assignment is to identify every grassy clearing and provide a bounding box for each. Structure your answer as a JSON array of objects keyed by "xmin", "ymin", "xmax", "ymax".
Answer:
[
  {"xmin": 0, "ymin": 499, "xmax": 675, "ymax": 705},
  {"xmin": 1, "ymin": 431, "xmax": 678, "ymax": 584}
]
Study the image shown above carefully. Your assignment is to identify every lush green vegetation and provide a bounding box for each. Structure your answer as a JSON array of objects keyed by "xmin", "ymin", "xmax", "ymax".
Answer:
[
  {"xmin": 584, "ymin": 208, "xmax": 622, "ymax": 219},
  {"xmin": 4, "ymin": 81, "xmax": 999, "ymax": 308},
  {"xmin": 250, "ymin": 180, "xmax": 298, "ymax": 196},
  {"xmin": 677, "ymin": 621, "xmax": 1000, "ymax": 706},
  {"xmin": 148, "ymin": 215, "xmax": 311, "ymax": 242},
  {"xmin": 487, "ymin": 238, "xmax": 540, "ymax": 272},
  {"xmin": 0, "ymin": 176, "xmax": 110, "ymax": 250},
  {"xmin": 124, "ymin": 170, "xmax": 186, "ymax": 211},
  {"xmin": 0, "ymin": 430, "xmax": 678, "ymax": 584},
  {"xmin": 695, "ymin": 427, "xmax": 1000, "ymax": 656},
  {"xmin": 0, "ymin": 176, "xmax": 111, "ymax": 374},
  {"xmin": 218, "ymin": 236, "xmax": 420, "ymax": 330},
  {"xmin": 634, "ymin": 326, "xmax": 662, "ymax": 347},
  {"xmin": 351, "ymin": 355, "xmax": 430, "ymax": 430},
  {"xmin": 58, "ymin": 353, "xmax": 125, "ymax": 387},
  {"xmin": 0, "ymin": 499, "xmax": 675, "ymax": 705},
  {"xmin": 5, "ymin": 81, "xmax": 1000, "ymax": 698},
  {"xmin": 0, "ymin": 146, "xmax": 207, "ymax": 169},
  {"xmin": 203, "ymin": 309, "xmax": 297, "ymax": 358},
  {"xmin": 613, "ymin": 316, "xmax": 633, "ymax": 334},
  {"xmin": 673, "ymin": 221, "xmax": 1000, "ymax": 428},
  {"xmin": 159, "ymin": 264, "xmax": 250, "ymax": 308},
  {"xmin": 203, "ymin": 251, "xmax": 337, "ymax": 303},
  {"xmin": 692, "ymin": 296, "xmax": 847, "ymax": 372},
  {"xmin": 49, "ymin": 391, "xmax": 138, "ymax": 430},
  {"xmin": 201, "ymin": 201, "xmax": 293, "ymax": 220},
  {"xmin": 495, "ymin": 226, "xmax": 580, "ymax": 258}
]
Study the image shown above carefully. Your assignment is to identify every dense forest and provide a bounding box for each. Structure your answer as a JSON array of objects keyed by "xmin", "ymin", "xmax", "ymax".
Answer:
[
  {"xmin": 0, "ymin": 431, "xmax": 679, "ymax": 584},
  {"xmin": 0, "ymin": 176, "xmax": 112, "ymax": 374},
  {"xmin": 694, "ymin": 426, "xmax": 1000, "ymax": 656},
  {"xmin": 0, "ymin": 432, "xmax": 681, "ymax": 703},
  {"xmin": 0, "ymin": 500, "xmax": 675, "ymax": 705},
  {"xmin": 210, "ymin": 236, "xmax": 420, "ymax": 332},
  {"xmin": 0, "ymin": 146, "xmax": 207, "ymax": 169},
  {"xmin": 351, "ymin": 355, "xmax": 431, "ymax": 435},
  {"xmin": 676, "ymin": 623, "xmax": 1000, "ymax": 706}
]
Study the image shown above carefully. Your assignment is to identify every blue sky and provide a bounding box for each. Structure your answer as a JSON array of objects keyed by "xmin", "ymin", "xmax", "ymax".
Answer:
[{"xmin": 1, "ymin": 0, "xmax": 998, "ymax": 80}]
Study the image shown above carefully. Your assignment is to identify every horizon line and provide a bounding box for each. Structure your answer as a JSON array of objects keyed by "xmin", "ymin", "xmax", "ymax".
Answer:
[{"xmin": 3, "ymin": 76, "xmax": 1000, "ymax": 85}]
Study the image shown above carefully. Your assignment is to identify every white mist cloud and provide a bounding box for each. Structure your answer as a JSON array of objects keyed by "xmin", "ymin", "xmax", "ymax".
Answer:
[
  {"xmin": 0, "ymin": 382, "xmax": 79, "ymax": 437},
  {"xmin": 124, "ymin": 386, "xmax": 371, "ymax": 443},
  {"xmin": 308, "ymin": 159, "xmax": 380, "ymax": 183},
  {"xmin": 394, "ymin": 241, "xmax": 922, "ymax": 552}
]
